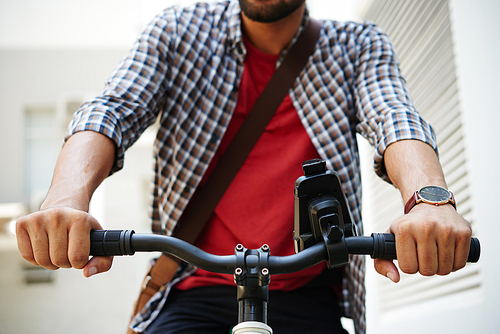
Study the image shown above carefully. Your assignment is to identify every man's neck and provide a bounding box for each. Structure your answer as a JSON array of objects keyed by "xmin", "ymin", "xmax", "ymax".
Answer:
[{"xmin": 240, "ymin": 4, "xmax": 306, "ymax": 55}]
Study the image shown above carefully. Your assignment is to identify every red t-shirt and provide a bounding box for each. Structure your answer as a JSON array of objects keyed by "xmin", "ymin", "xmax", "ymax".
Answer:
[{"xmin": 176, "ymin": 36, "xmax": 326, "ymax": 291}]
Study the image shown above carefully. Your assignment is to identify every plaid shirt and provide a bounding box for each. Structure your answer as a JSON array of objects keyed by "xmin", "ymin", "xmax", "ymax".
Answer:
[{"xmin": 67, "ymin": 2, "xmax": 436, "ymax": 333}]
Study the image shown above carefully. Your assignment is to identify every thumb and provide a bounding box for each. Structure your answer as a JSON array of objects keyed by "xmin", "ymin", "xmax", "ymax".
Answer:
[
  {"xmin": 374, "ymin": 258, "xmax": 400, "ymax": 283},
  {"xmin": 83, "ymin": 255, "xmax": 113, "ymax": 278}
]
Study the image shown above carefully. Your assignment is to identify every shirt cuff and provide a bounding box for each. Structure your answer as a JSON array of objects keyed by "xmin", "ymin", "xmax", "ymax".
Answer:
[
  {"xmin": 372, "ymin": 109, "xmax": 437, "ymax": 182},
  {"xmin": 65, "ymin": 105, "xmax": 124, "ymax": 175}
]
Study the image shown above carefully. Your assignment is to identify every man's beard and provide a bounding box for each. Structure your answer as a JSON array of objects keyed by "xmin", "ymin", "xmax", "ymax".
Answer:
[{"xmin": 239, "ymin": 0, "xmax": 305, "ymax": 23}]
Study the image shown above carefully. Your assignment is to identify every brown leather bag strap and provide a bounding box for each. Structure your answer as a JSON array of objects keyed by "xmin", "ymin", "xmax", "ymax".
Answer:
[
  {"xmin": 128, "ymin": 19, "xmax": 322, "ymax": 334},
  {"xmin": 173, "ymin": 18, "xmax": 323, "ymax": 243},
  {"xmin": 130, "ymin": 254, "xmax": 180, "ymax": 315}
]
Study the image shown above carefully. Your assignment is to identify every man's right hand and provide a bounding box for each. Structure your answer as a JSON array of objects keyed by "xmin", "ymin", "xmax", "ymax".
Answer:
[
  {"xmin": 14, "ymin": 131, "xmax": 117, "ymax": 277},
  {"xmin": 16, "ymin": 207, "xmax": 113, "ymax": 277}
]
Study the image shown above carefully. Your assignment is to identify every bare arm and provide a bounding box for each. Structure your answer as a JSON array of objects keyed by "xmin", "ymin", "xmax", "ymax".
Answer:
[
  {"xmin": 374, "ymin": 139, "xmax": 472, "ymax": 282},
  {"xmin": 16, "ymin": 131, "xmax": 116, "ymax": 277}
]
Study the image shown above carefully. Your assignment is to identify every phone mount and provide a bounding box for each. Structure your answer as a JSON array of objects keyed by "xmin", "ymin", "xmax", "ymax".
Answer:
[{"xmin": 293, "ymin": 159, "xmax": 355, "ymax": 268}]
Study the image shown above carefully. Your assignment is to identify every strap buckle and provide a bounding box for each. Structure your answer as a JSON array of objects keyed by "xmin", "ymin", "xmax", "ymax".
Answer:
[
  {"xmin": 141, "ymin": 275, "xmax": 152, "ymax": 290},
  {"xmin": 141, "ymin": 274, "xmax": 166, "ymax": 293}
]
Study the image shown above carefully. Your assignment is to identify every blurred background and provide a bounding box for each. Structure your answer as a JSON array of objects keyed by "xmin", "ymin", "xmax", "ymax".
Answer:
[{"xmin": 0, "ymin": 0, "xmax": 498, "ymax": 333}]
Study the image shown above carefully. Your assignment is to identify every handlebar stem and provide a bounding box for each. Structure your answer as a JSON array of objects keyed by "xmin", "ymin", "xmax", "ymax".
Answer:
[{"xmin": 234, "ymin": 244, "xmax": 271, "ymax": 324}]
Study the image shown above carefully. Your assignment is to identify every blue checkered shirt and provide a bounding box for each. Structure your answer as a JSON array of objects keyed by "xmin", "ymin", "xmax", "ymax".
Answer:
[{"xmin": 67, "ymin": 2, "xmax": 436, "ymax": 333}]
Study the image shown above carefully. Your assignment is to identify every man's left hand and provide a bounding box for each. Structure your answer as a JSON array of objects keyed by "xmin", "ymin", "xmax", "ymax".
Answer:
[{"xmin": 373, "ymin": 203, "xmax": 472, "ymax": 282}]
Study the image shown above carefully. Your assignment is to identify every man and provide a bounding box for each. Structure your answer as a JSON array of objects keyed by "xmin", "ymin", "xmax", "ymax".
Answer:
[{"xmin": 16, "ymin": 1, "xmax": 472, "ymax": 333}]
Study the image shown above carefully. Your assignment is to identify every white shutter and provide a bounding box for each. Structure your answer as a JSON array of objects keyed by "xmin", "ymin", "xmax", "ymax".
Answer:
[{"xmin": 360, "ymin": 0, "xmax": 481, "ymax": 316}]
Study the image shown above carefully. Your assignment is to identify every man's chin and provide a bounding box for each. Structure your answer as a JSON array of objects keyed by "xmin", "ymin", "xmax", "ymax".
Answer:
[{"xmin": 239, "ymin": 0, "xmax": 305, "ymax": 23}]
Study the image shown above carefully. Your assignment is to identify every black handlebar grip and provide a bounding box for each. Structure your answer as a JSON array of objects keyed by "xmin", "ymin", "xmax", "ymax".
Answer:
[
  {"xmin": 370, "ymin": 233, "xmax": 480, "ymax": 263},
  {"xmin": 90, "ymin": 230, "xmax": 135, "ymax": 256},
  {"xmin": 467, "ymin": 237, "xmax": 480, "ymax": 263},
  {"xmin": 371, "ymin": 233, "xmax": 396, "ymax": 260}
]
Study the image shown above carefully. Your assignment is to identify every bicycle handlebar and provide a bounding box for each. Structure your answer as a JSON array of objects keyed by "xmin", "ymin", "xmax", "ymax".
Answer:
[{"xmin": 89, "ymin": 230, "xmax": 480, "ymax": 274}]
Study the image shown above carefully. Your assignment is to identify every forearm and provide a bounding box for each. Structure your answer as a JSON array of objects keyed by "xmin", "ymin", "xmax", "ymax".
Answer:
[
  {"xmin": 41, "ymin": 131, "xmax": 116, "ymax": 212},
  {"xmin": 384, "ymin": 139, "xmax": 446, "ymax": 203}
]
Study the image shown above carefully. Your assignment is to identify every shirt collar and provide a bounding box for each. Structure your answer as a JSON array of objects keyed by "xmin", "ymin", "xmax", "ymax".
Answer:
[
  {"xmin": 227, "ymin": 1, "xmax": 244, "ymax": 56},
  {"xmin": 277, "ymin": 7, "xmax": 311, "ymax": 67}
]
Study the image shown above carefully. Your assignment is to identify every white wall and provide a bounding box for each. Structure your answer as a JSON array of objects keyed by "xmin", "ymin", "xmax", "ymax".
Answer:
[
  {"xmin": 0, "ymin": 0, "xmax": 166, "ymax": 49},
  {"xmin": 449, "ymin": 0, "xmax": 500, "ymax": 332},
  {"xmin": 0, "ymin": 1, "xmax": 167, "ymax": 333},
  {"xmin": 0, "ymin": 1, "xmax": 187, "ymax": 204}
]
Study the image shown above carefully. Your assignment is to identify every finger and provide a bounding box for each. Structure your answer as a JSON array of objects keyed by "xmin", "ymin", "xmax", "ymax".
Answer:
[
  {"xmin": 374, "ymin": 259, "xmax": 400, "ymax": 283},
  {"xmin": 23, "ymin": 213, "xmax": 59, "ymax": 270},
  {"xmin": 16, "ymin": 213, "xmax": 59, "ymax": 270},
  {"xmin": 453, "ymin": 232, "xmax": 471, "ymax": 271},
  {"xmin": 392, "ymin": 223, "xmax": 419, "ymax": 275},
  {"xmin": 416, "ymin": 236, "xmax": 438, "ymax": 276},
  {"xmin": 48, "ymin": 224, "xmax": 71, "ymax": 269},
  {"xmin": 15, "ymin": 219, "xmax": 37, "ymax": 266},
  {"xmin": 68, "ymin": 213, "xmax": 102, "ymax": 269},
  {"xmin": 436, "ymin": 228, "xmax": 455, "ymax": 276},
  {"xmin": 83, "ymin": 256, "xmax": 114, "ymax": 278},
  {"xmin": 67, "ymin": 212, "xmax": 102, "ymax": 269},
  {"xmin": 31, "ymin": 229, "xmax": 59, "ymax": 270}
]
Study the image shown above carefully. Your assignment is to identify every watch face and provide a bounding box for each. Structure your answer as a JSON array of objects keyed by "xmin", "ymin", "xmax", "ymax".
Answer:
[{"xmin": 418, "ymin": 186, "xmax": 451, "ymax": 203}]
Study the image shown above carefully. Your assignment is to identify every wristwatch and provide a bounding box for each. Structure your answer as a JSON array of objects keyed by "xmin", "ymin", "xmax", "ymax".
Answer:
[{"xmin": 404, "ymin": 185, "xmax": 456, "ymax": 214}]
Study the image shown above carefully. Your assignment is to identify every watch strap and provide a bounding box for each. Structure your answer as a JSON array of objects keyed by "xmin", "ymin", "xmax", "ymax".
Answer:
[{"xmin": 404, "ymin": 192, "xmax": 420, "ymax": 215}]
